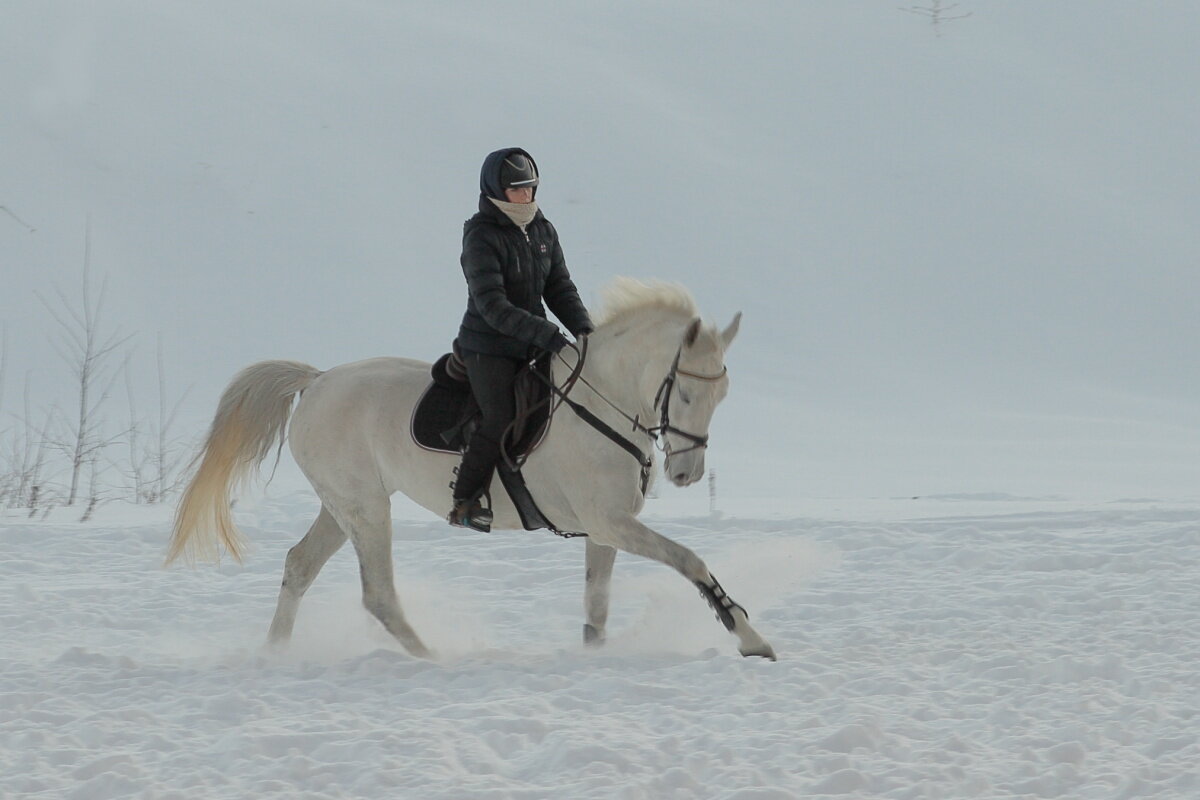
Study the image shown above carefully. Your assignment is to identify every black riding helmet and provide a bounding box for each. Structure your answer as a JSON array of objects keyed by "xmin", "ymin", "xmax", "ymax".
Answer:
[
  {"xmin": 479, "ymin": 147, "xmax": 539, "ymax": 200},
  {"xmin": 501, "ymin": 154, "xmax": 538, "ymax": 189}
]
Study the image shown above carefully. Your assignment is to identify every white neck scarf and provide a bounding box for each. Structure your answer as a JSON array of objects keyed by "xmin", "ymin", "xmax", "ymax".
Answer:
[{"xmin": 488, "ymin": 197, "xmax": 539, "ymax": 231}]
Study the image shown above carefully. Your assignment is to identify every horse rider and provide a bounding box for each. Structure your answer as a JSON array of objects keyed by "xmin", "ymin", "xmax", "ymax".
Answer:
[{"xmin": 448, "ymin": 147, "xmax": 594, "ymax": 532}]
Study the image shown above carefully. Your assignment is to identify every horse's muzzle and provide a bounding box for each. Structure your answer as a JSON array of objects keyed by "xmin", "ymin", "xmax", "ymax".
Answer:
[{"xmin": 667, "ymin": 454, "xmax": 706, "ymax": 487}]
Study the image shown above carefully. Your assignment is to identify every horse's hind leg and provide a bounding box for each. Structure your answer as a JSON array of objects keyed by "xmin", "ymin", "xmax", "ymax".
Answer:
[
  {"xmin": 583, "ymin": 540, "xmax": 617, "ymax": 646},
  {"xmin": 327, "ymin": 494, "xmax": 433, "ymax": 660},
  {"xmin": 594, "ymin": 513, "xmax": 776, "ymax": 660},
  {"xmin": 267, "ymin": 505, "xmax": 347, "ymax": 646}
]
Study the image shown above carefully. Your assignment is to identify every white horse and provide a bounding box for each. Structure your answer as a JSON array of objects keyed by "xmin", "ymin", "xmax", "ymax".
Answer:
[{"xmin": 166, "ymin": 278, "xmax": 776, "ymax": 660}]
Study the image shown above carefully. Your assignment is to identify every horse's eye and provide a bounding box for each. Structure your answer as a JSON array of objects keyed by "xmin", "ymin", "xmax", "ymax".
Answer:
[{"xmin": 679, "ymin": 389, "xmax": 692, "ymax": 404}]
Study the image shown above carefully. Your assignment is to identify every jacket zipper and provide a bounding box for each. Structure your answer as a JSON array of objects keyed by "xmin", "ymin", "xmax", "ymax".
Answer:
[{"xmin": 517, "ymin": 227, "xmax": 531, "ymax": 275}]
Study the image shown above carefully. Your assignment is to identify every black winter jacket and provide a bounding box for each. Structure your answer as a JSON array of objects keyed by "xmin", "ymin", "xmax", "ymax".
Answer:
[{"xmin": 456, "ymin": 195, "xmax": 593, "ymax": 359}]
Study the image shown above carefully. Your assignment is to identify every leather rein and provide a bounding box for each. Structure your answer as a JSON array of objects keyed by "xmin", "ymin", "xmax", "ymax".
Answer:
[{"xmin": 535, "ymin": 337, "xmax": 727, "ymax": 494}]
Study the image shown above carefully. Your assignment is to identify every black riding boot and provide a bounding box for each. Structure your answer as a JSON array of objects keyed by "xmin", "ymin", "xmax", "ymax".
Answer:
[
  {"xmin": 449, "ymin": 351, "xmax": 520, "ymax": 533},
  {"xmin": 449, "ymin": 434, "xmax": 500, "ymax": 532}
]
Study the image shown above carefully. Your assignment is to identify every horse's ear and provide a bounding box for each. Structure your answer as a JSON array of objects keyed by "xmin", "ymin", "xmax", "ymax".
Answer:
[
  {"xmin": 721, "ymin": 312, "xmax": 742, "ymax": 349},
  {"xmin": 683, "ymin": 317, "xmax": 702, "ymax": 348}
]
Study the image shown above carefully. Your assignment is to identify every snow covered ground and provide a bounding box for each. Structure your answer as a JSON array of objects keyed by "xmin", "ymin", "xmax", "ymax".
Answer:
[{"xmin": 3, "ymin": 493, "xmax": 1197, "ymax": 799}]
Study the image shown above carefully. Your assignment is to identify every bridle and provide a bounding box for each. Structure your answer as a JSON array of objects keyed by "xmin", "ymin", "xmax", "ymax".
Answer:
[
  {"xmin": 649, "ymin": 346, "xmax": 728, "ymax": 459},
  {"xmin": 537, "ymin": 338, "xmax": 727, "ymax": 493}
]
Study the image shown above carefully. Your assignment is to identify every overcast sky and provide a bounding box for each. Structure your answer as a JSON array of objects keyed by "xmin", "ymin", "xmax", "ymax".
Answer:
[{"xmin": 3, "ymin": 1, "xmax": 1198, "ymax": 502}]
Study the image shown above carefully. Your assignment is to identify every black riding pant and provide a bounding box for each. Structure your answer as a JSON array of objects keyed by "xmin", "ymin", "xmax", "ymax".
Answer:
[{"xmin": 453, "ymin": 351, "xmax": 522, "ymax": 502}]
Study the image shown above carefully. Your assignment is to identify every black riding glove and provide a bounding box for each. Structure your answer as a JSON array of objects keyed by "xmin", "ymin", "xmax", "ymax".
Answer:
[{"xmin": 548, "ymin": 331, "xmax": 571, "ymax": 353}]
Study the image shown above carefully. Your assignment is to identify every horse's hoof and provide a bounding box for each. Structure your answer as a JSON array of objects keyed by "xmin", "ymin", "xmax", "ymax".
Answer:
[
  {"xmin": 583, "ymin": 623, "xmax": 605, "ymax": 646},
  {"xmin": 739, "ymin": 644, "xmax": 777, "ymax": 661},
  {"xmin": 404, "ymin": 641, "xmax": 438, "ymax": 661}
]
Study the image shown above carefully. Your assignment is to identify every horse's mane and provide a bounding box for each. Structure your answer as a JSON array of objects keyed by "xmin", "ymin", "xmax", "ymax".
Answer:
[{"xmin": 594, "ymin": 277, "xmax": 698, "ymax": 327}]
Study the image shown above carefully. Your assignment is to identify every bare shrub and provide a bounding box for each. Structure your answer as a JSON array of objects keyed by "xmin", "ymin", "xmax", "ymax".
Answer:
[{"xmin": 37, "ymin": 225, "xmax": 132, "ymax": 505}]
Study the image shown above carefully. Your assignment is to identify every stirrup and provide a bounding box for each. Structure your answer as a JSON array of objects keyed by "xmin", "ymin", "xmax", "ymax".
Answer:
[{"xmin": 448, "ymin": 498, "xmax": 493, "ymax": 533}]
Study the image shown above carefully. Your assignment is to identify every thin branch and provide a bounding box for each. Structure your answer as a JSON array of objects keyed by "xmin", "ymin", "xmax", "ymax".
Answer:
[
  {"xmin": 38, "ymin": 292, "xmax": 88, "ymax": 353},
  {"xmin": 0, "ymin": 205, "xmax": 37, "ymax": 233},
  {"xmin": 899, "ymin": 1, "xmax": 972, "ymax": 36},
  {"xmin": 47, "ymin": 284, "xmax": 88, "ymax": 338}
]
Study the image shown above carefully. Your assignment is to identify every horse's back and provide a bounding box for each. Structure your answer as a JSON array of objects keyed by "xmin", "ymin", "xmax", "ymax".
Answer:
[
  {"xmin": 288, "ymin": 357, "xmax": 440, "ymax": 493},
  {"xmin": 321, "ymin": 355, "xmax": 430, "ymax": 382},
  {"xmin": 296, "ymin": 355, "xmax": 431, "ymax": 422}
]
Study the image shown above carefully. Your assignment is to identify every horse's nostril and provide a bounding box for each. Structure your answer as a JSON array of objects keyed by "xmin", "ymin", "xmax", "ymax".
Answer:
[{"xmin": 673, "ymin": 472, "xmax": 688, "ymax": 483}]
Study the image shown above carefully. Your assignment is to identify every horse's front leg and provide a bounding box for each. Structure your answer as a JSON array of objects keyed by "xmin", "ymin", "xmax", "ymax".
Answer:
[
  {"xmin": 583, "ymin": 539, "xmax": 617, "ymax": 646},
  {"xmin": 591, "ymin": 513, "xmax": 776, "ymax": 661}
]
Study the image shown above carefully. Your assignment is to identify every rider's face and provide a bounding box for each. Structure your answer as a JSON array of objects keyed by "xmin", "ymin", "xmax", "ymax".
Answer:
[{"xmin": 504, "ymin": 186, "xmax": 534, "ymax": 204}]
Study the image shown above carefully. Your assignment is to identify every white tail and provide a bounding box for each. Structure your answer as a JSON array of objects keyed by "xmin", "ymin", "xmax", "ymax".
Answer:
[{"xmin": 165, "ymin": 360, "xmax": 322, "ymax": 565}]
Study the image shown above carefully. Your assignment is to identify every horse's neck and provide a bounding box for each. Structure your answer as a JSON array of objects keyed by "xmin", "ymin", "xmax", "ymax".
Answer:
[{"xmin": 575, "ymin": 315, "xmax": 682, "ymax": 417}]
